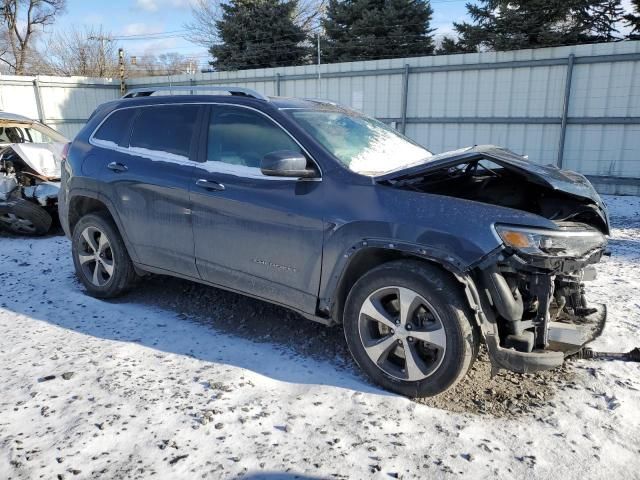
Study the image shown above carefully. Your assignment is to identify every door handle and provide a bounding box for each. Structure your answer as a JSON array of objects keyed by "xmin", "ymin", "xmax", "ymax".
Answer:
[
  {"xmin": 107, "ymin": 161, "xmax": 128, "ymax": 172},
  {"xmin": 195, "ymin": 179, "xmax": 225, "ymax": 191}
]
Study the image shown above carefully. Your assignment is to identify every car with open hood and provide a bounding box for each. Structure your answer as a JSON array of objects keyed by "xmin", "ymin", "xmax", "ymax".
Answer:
[
  {"xmin": 0, "ymin": 112, "xmax": 68, "ymax": 235},
  {"xmin": 59, "ymin": 87, "xmax": 608, "ymax": 397}
]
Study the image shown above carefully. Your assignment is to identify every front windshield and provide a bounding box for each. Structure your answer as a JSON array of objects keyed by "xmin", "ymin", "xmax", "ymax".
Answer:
[{"xmin": 289, "ymin": 108, "xmax": 433, "ymax": 175}]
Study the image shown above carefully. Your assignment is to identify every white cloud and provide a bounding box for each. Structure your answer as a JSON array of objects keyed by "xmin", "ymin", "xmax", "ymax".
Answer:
[
  {"xmin": 137, "ymin": 38, "xmax": 180, "ymax": 55},
  {"xmin": 168, "ymin": 0, "xmax": 190, "ymax": 6},
  {"xmin": 136, "ymin": 0, "xmax": 159, "ymax": 12},
  {"xmin": 121, "ymin": 22, "xmax": 162, "ymax": 36},
  {"xmin": 134, "ymin": 0, "xmax": 189, "ymax": 13}
]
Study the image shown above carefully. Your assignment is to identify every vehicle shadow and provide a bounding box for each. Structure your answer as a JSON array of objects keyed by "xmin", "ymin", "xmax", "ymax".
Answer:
[
  {"xmin": 121, "ymin": 274, "xmax": 378, "ymax": 393},
  {"xmin": 0, "ymin": 234, "xmax": 386, "ymax": 397}
]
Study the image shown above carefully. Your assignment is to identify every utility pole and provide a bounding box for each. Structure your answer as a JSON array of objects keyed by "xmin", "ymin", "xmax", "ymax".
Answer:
[
  {"xmin": 119, "ymin": 48, "xmax": 125, "ymax": 95},
  {"xmin": 88, "ymin": 34, "xmax": 110, "ymax": 77},
  {"xmin": 317, "ymin": 33, "xmax": 321, "ymax": 80}
]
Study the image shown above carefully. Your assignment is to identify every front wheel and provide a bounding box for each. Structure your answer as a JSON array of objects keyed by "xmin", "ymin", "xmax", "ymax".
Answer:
[
  {"xmin": 343, "ymin": 260, "xmax": 478, "ymax": 397},
  {"xmin": 0, "ymin": 199, "xmax": 52, "ymax": 235}
]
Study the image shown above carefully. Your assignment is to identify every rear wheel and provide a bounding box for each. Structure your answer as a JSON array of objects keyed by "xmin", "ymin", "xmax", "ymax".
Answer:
[
  {"xmin": 0, "ymin": 199, "xmax": 52, "ymax": 235},
  {"xmin": 71, "ymin": 212, "xmax": 137, "ymax": 298},
  {"xmin": 343, "ymin": 260, "xmax": 478, "ymax": 397}
]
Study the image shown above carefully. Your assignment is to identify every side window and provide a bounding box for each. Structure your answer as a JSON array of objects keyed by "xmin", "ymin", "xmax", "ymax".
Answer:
[
  {"xmin": 207, "ymin": 106, "xmax": 303, "ymax": 171},
  {"xmin": 129, "ymin": 105, "xmax": 199, "ymax": 159},
  {"xmin": 26, "ymin": 127, "xmax": 57, "ymax": 143},
  {"xmin": 0, "ymin": 127, "xmax": 28, "ymax": 143},
  {"xmin": 93, "ymin": 109, "xmax": 137, "ymax": 147}
]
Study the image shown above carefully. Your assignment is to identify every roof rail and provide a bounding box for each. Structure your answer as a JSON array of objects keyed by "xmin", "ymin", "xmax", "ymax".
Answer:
[{"xmin": 122, "ymin": 86, "xmax": 269, "ymax": 101}]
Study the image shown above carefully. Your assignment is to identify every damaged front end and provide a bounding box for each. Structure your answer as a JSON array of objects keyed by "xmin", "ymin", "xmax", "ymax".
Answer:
[
  {"xmin": 379, "ymin": 145, "xmax": 610, "ymax": 373},
  {"xmin": 0, "ymin": 143, "xmax": 65, "ymax": 235},
  {"xmin": 475, "ymin": 222, "xmax": 607, "ymax": 373}
]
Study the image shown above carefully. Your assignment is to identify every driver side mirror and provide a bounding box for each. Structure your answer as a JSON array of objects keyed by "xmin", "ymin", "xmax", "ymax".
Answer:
[{"xmin": 260, "ymin": 150, "xmax": 318, "ymax": 178}]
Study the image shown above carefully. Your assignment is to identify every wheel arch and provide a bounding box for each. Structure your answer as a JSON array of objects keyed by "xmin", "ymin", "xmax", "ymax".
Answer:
[
  {"xmin": 321, "ymin": 240, "xmax": 469, "ymax": 326},
  {"xmin": 66, "ymin": 190, "xmax": 139, "ymax": 263}
]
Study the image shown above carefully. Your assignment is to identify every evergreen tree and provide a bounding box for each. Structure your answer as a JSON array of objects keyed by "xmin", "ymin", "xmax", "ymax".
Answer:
[
  {"xmin": 321, "ymin": 0, "xmax": 435, "ymax": 63},
  {"xmin": 452, "ymin": 0, "xmax": 624, "ymax": 52},
  {"xmin": 435, "ymin": 36, "xmax": 475, "ymax": 55},
  {"xmin": 626, "ymin": 0, "xmax": 640, "ymax": 39},
  {"xmin": 585, "ymin": 0, "xmax": 625, "ymax": 41},
  {"xmin": 210, "ymin": 0, "xmax": 309, "ymax": 71}
]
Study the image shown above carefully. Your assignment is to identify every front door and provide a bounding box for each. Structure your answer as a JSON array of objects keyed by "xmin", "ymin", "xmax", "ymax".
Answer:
[
  {"xmin": 190, "ymin": 104, "xmax": 325, "ymax": 314},
  {"xmin": 95, "ymin": 104, "xmax": 202, "ymax": 277}
]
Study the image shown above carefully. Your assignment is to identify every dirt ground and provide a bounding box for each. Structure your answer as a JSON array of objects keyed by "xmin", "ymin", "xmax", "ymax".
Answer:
[{"xmin": 120, "ymin": 272, "xmax": 575, "ymax": 418}]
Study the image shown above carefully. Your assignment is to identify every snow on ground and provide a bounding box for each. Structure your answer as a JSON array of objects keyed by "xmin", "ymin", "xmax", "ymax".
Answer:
[{"xmin": 0, "ymin": 195, "xmax": 639, "ymax": 480}]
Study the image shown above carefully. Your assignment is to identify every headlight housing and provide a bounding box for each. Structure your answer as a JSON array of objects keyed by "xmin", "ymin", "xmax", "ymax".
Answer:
[{"xmin": 495, "ymin": 224, "xmax": 606, "ymax": 258}]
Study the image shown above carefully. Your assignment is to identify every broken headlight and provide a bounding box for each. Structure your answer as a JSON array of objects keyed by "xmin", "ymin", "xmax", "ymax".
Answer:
[{"xmin": 495, "ymin": 224, "xmax": 606, "ymax": 258}]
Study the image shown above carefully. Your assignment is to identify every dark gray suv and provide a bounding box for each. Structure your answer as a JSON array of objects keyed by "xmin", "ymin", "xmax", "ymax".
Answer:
[{"xmin": 59, "ymin": 86, "xmax": 609, "ymax": 397}]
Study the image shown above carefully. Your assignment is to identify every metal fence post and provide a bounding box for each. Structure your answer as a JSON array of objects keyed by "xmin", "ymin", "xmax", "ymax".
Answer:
[
  {"xmin": 33, "ymin": 76, "xmax": 46, "ymax": 124},
  {"xmin": 400, "ymin": 64, "xmax": 410, "ymax": 134},
  {"xmin": 276, "ymin": 72, "xmax": 281, "ymax": 96},
  {"xmin": 557, "ymin": 54, "xmax": 575, "ymax": 168}
]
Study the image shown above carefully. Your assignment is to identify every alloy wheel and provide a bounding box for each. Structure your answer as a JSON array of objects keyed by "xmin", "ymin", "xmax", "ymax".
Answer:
[
  {"xmin": 358, "ymin": 286, "xmax": 447, "ymax": 381},
  {"xmin": 77, "ymin": 226, "xmax": 115, "ymax": 287}
]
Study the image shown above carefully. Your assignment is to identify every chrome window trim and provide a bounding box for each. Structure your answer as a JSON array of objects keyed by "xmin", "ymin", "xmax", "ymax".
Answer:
[{"xmin": 88, "ymin": 102, "xmax": 323, "ymax": 181}]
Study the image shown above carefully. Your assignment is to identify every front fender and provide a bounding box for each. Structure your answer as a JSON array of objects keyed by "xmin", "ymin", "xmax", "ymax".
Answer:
[{"xmin": 317, "ymin": 230, "xmax": 475, "ymax": 317}]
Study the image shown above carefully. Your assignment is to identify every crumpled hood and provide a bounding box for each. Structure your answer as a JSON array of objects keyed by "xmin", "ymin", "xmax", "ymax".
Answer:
[
  {"xmin": 3, "ymin": 143, "xmax": 66, "ymax": 178},
  {"xmin": 376, "ymin": 145, "xmax": 609, "ymax": 228}
]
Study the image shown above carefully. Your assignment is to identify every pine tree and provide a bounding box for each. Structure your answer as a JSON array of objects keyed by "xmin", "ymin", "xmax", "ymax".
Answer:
[
  {"xmin": 584, "ymin": 0, "xmax": 625, "ymax": 41},
  {"xmin": 321, "ymin": 0, "xmax": 435, "ymax": 63},
  {"xmin": 435, "ymin": 36, "xmax": 475, "ymax": 55},
  {"xmin": 626, "ymin": 0, "xmax": 640, "ymax": 39},
  {"xmin": 210, "ymin": 0, "xmax": 309, "ymax": 71},
  {"xmin": 452, "ymin": 0, "xmax": 624, "ymax": 52}
]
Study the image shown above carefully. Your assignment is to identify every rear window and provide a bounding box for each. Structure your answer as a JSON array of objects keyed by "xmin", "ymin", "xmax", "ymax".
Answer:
[
  {"xmin": 93, "ymin": 108, "xmax": 137, "ymax": 147},
  {"xmin": 129, "ymin": 105, "xmax": 199, "ymax": 159}
]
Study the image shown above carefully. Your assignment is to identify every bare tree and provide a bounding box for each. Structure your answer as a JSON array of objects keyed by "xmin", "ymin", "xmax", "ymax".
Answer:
[
  {"xmin": 44, "ymin": 26, "xmax": 120, "ymax": 77},
  {"xmin": 294, "ymin": 0, "xmax": 327, "ymax": 32},
  {"xmin": 0, "ymin": 0, "xmax": 67, "ymax": 75},
  {"xmin": 130, "ymin": 52, "xmax": 198, "ymax": 77},
  {"xmin": 183, "ymin": 0, "xmax": 218, "ymax": 48},
  {"xmin": 184, "ymin": 0, "xmax": 326, "ymax": 48},
  {"xmin": 135, "ymin": 53, "xmax": 160, "ymax": 76},
  {"xmin": 158, "ymin": 52, "xmax": 197, "ymax": 75}
]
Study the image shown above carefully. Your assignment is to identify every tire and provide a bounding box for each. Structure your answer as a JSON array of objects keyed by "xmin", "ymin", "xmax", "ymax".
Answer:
[
  {"xmin": 343, "ymin": 260, "xmax": 478, "ymax": 397},
  {"xmin": 71, "ymin": 212, "xmax": 137, "ymax": 298},
  {"xmin": 0, "ymin": 199, "xmax": 52, "ymax": 235}
]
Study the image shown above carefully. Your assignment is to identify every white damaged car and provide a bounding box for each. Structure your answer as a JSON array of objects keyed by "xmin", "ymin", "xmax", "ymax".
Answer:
[{"xmin": 0, "ymin": 112, "xmax": 68, "ymax": 235}]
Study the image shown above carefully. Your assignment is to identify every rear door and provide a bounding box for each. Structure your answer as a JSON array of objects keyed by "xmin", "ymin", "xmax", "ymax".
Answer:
[
  {"xmin": 190, "ymin": 104, "xmax": 325, "ymax": 314},
  {"xmin": 92, "ymin": 104, "xmax": 202, "ymax": 277}
]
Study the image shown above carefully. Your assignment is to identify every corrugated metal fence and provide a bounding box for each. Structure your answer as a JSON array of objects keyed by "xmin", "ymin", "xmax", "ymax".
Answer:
[
  {"xmin": 0, "ymin": 74, "xmax": 120, "ymax": 139},
  {"xmin": 2, "ymin": 41, "xmax": 639, "ymax": 193}
]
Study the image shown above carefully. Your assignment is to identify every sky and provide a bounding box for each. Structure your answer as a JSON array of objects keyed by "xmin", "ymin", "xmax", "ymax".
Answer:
[
  {"xmin": 44, "ymin": 0, "xmax": 471, "ymax": 67},
  {"xmin": 49, "ymin": 0, "xmax": 204, "ymax": 60},
  {"xmin": 45, "ymin": 0, "xmax": 635, "ymax": 69}
]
